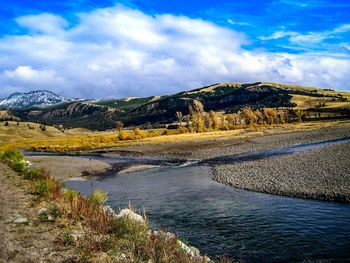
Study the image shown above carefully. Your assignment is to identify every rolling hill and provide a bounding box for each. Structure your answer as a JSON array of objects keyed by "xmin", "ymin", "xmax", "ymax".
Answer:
[{"xmin": 6, "ymin": 82, "xmax": 350, "ymax": 130}]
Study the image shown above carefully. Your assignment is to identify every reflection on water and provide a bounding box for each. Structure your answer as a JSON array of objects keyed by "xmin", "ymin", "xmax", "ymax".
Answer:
[{"xmin": 65, "ymin": 165, "xmax": 350, "ymax": 263}]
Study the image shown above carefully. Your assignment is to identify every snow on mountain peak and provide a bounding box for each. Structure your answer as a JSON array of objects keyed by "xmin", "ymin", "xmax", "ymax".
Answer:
[{"xmin": 0, "ymin": 90, "xmax": 71, "ymax": 108}]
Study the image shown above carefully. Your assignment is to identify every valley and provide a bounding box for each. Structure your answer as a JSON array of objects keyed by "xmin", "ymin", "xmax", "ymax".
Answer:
[{"xmin": 1, "ymin": 82, "xmax": 350, "ymax": 262}]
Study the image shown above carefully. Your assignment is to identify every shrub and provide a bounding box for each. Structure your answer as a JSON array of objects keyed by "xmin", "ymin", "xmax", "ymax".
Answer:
[
  {"xmin": 63, "ymin": 188, "xmax": 79, "ymax": 201},
  {"xmin": 10, "ymin": 160, "xmax": 27, "ymax": 173},
  {"xmin": 177, "ymin": 126, "xmax": 188, "ymax": 134},
  {"xmin": 1, "ymin": 149, "xmax": 23, "ymax": 163},
  {"xmin": 35, "ymin": 177, "xmax": 59, "ymax": 197},
  {"xmin": 64, "ymin": 228, "xmax": 74, "ymax": 246},
  {"xmin": 90, "ymin": 189, "xmax": 108, "ymax": 205},
  {"xmin": 23, "ymin": 168, "xmax": 47, "ymax": 180},
  {"xmin": 145, "ymin": 231, "xmax": 195, "ymax": 263},
  {"xmin": 119, "ymin": 130, "xmax": 134, "ymax": 140},
  {"xmin": 133, "ymin": 128, "xmax": 148, "ymax": 139},
  {"xmin": 0, "ymin": 149, "xmax": 28, "ymax": 173},
  {"xmin": 109, "ymin": 216, "xmax": 148, "ymax": 248}
]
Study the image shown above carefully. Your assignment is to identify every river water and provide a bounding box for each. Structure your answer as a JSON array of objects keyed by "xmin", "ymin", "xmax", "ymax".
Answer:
[{"xmin": 60, "ymin": 138, "xmax": 350, "ymax": 262}]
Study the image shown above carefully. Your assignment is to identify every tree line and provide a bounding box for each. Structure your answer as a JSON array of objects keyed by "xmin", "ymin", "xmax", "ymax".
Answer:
[{"xmin": 175, "ymin": 99, "xmax": 306, "ymax": 133}]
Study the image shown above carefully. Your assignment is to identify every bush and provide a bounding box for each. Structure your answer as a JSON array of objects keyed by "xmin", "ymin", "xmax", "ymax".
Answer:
[
  {"xmin": 35, "ymin": 178, "xmax": 59, "ymax": 197},
  {"xmin": 0, "ymin": 149, "xmax": 28, "ymax": 173},
  {"xmin": 118, "ymin": 130, "xmax": 134, "ymax": 140},
  {"xmin": 10, "ymin": 160, "xmax": 27, "ymax": 173},
  {"xmin": 1, "ymin": 149, "xmax": 23, "ymax": 163},
  {"xmin": 90, "ymin": 189, "xmax": 108, "ymax": 205},
  {"xmin": 23, "ymin": 168, "xmax": 47, "ymax": 180},
  {"xmin": 177, "ymin": 126, "xmax": 188, "ymax": 134},
  {"xmin": 133, "ymin": 128, "xmax": 148, "ymax": 139},
  {"xmin": 109, "ymin": 216, "xmax": 148, "ymax": 248},
  {"xmin": 63, "ymin": 188, "xmax": 79, "ymax": 201}
]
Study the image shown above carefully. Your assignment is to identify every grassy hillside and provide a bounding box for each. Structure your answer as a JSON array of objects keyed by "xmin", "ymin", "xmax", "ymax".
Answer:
[
  {"xmin": 0, "ymin": 121, "xmax": 92, "ymax": 146},
  {"xmin": 8, "ymin": 82, "xmax": 350, "ymax": 130},
  {"xmin": 2, "ymin": 118, "xmax": 349, "ymax": 153},
  {"xmin": 92, "ymin": 96, "xmax": 161, "ymax": 112}
]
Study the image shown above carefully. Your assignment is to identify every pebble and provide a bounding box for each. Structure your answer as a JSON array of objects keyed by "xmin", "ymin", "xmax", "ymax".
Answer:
[{"xmin": 13, "ymin": 218, "xmax": 28, "ymax": 224}]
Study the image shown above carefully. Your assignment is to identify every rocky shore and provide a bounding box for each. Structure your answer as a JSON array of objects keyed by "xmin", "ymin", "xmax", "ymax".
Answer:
[
  {"xmin": 213, "ymin": 141, "xmax": 350, "ymax": 202},
  {"xmin": 106, "ymin": 122, "xmax": 350, "ymax": 202},
  {"xmin": 26, "ymin": 122, "xmax": 350, "ymax": 203}
]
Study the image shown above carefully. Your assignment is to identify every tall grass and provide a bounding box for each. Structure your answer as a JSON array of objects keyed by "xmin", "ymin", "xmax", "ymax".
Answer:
[{"xmin": 1, "ymin": 149, "xmax": 233, "ymax": 262}]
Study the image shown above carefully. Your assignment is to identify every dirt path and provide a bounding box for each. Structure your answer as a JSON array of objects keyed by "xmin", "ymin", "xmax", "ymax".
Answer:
[{"xmin": 0, "ymin": 163, "xmax": 77, "ymax": 263}]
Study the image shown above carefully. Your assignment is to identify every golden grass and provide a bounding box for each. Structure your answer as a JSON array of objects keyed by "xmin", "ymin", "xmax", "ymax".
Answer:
[
  {"xmin": 291, "ymin": 94, "xmax": 350, "ymax": 109},
  {"xmin": 2, "ymin": 119, "xmax": 349, "ymax": 153}
]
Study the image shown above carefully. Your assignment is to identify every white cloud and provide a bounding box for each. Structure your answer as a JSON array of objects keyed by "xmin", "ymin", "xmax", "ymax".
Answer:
[
  {"xmin": 260, "ymin": 24, "xmax": 350, "ymax": 45},
  {"xmin": 16, "ymin": 13, "xmax": 68, "ymax": 34},
  {"xmin": 0, "ymin": 5, "xmax": 349, "ymax": 99},
  {"xmin": 1, "ymin": 66, "xmax": 68, "ymax": 93},
  {"xmin": 227, "ymin": 19, "xmax": 251, "ymax": 26}
]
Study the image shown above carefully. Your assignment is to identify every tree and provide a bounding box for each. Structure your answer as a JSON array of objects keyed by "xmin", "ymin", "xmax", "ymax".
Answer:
[
  {"xmin": 226, "ymin": 113, "xmax": 239, "ymax": 126},
  {"xmin": 262, "ymin": 108, "xmax": 277, "ymax": 125},
  {"xmin": 191, "ymin": 99, "xmax": 204, "ymax": 113},
  {"xmin": 295, "ymin": 109, "xmax": 306, "ymax": 122},
  {"xmin": 209, "ymin": 110, "xmax": 220, "ymax": 130},
  {"xmin": 240, "ymin": 107, "xmax": 258, "ymax": 125},
  {"xmin": 116, "ymin": 121, "xmax": 124, "ymax": 132},
  {"xmin": 189, "ymin": 99, "xmax": 205, "ymax": 132},
  {"xmin": 175, "ymin": 111, "xmax": 184, "ymax": 127},
  {"xmin": 203, "ymin": 112, "xmax": 212, "ymax": 129}
]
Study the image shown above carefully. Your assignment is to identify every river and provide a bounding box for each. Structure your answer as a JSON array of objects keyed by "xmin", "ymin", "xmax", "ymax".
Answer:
[{"xmin": 61, "ymin": 138, "xmax": 350, "ymax": 262}]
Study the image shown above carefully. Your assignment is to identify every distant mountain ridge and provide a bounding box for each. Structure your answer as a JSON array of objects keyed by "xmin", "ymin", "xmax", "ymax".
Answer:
[
  {"xmin": 4, "ymin": 82, "xmax": 350, "ymax": 130},
  {"xmin": 0, "ymin": 90, "xmax": 71, "ymax": 109}
]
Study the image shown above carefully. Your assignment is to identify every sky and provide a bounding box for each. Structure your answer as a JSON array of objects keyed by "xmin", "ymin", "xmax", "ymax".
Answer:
[{"xmin": 0, "ymin": 0, "xmax": 349, "ymax": 98}]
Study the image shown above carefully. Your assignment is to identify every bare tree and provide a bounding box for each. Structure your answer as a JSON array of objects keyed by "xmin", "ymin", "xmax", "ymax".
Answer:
[
  {"xmin": 189, "ymin": 99, "xmax": 205, "ymax": 132},
  {"xmin": 116, "ymin": 121, "xmax": 124, "ymax": 132},
  {"xmin": 175, "ymin": 111, "xmax": 184, "ymax": 127}
]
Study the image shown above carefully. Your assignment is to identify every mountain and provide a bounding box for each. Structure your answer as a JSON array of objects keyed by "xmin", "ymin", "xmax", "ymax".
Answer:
[
  {"xmin": 0, "ymin": 90, "xmax": 71, "ymax": 109},
  {"xmin": 9, "ymin": 82, "xmax": 350, "ymax": 130}
]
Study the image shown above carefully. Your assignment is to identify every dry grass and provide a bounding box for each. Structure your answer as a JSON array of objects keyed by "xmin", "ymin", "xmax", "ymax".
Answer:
[
  {"xmin": 1, "ymin": 149, "xmax": 229, "ymax": 262},
  {"xmin": 0, "ymin": 121, "xmax": 91, "ymax": 144},
  {"xmin": 292, "ymin": 94, "xmax": 350, "ymax": 109},
  {"xmin": 1, "ymin": 120, "xmax": 350, "ymax": 153}
]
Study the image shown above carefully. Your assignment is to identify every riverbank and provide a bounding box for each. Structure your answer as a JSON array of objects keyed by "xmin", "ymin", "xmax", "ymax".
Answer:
[
  {"xmin": 213, "ymin": 140, "xmax": 350, "ymax": 202},
  {"xmin": 26, "ymin": 155, "xmax": 111, "ymax": 182},
  {"xmin": 98, "ymin": 121, "xmax": 350, "ymax": 202},
  {"xmin": 0, "ymin": 151, "xmax": 216, "ymax": 263},
  {"xmin": 0, "ymin": 162, "xmax": 77, "ymax": 262}
]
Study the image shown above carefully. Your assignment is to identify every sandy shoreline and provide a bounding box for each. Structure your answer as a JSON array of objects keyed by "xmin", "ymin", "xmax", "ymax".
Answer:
[{"xmin": 26, "ymin": 155, "xmax": 112, "ymax": 182}]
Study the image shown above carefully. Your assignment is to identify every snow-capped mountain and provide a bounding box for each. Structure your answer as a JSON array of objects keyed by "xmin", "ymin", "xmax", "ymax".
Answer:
[{"xmin": 0, "ymin": 90, "xmax": 71, "ymax": 109}]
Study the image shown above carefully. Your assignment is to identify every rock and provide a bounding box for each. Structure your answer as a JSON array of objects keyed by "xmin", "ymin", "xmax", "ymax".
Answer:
[
  {"xmin": 13, "ymin": 218, "xmax": 28, "ymax": 224},
  {"xmin": 151, "ymin": 230, "xmax": 208, "ymax": 260},
  {"xmin": 177, "ymin": 240, "xmax": 195, "ymax": 257},
  {"xmin": 102, "ymin": 205, "xmax": 118, "ymax": 217},
  {"xmin": 190, "ymin": 246, "xmax": 200, "ymax": 256},
  {"xmin": 116, "ymin": 209, "xmax": 145, "ymax": 224},
  {"xmin": 71, "ymin": 230, "xmax": 83, "ymax": 242},
  {"xmin": 37, "ymin": 208, "xmax": 48, "ymax": 215}
]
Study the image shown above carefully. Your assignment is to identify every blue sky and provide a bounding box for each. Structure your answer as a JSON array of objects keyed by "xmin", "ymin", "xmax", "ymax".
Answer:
[{"xmin": 0, "ymin": 0, "xmax": 349, "ymax": 98}]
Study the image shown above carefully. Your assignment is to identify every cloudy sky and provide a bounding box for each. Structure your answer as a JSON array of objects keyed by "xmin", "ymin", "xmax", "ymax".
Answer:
[{"xmin": 0, "ymin": 0, "xmax": 349, "ymax": 98}]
